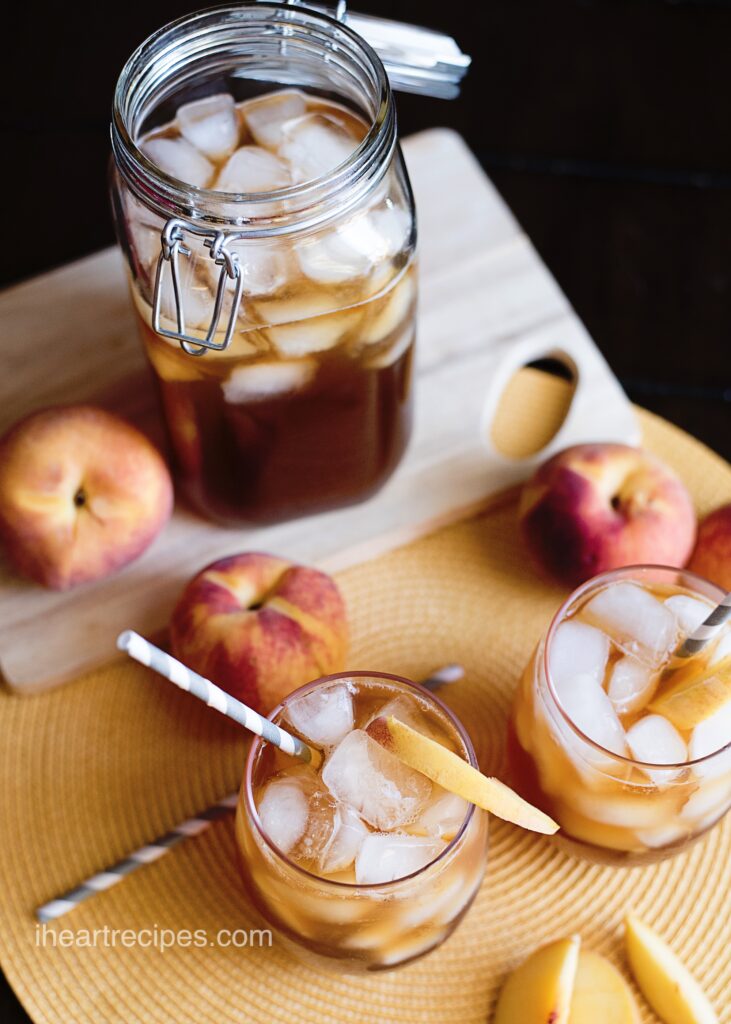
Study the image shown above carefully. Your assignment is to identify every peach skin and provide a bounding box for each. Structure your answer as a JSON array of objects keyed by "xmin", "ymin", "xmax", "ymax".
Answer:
[
  {"xmin": 169, "ymin": 552, "xmax": 348, "ymax": 713},
  {"xmin": 520, "ymin": 444, "xmax": 696, "ymax": 586},
  {"xmin": 0, "ymin": 405, "xmax": 173, "ymax": 590}
]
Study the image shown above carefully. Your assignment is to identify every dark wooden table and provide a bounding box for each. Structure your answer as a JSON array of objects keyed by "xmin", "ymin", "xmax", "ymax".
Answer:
[{"xmin": 1, "ymin": 1, "xmax": 729, "ymax": 1019}]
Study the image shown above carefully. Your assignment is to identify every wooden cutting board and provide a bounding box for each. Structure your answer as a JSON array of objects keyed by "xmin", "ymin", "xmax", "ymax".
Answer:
[{"xmin": 0, "ymin": 128, "xmax": 638, "ymax": 693}]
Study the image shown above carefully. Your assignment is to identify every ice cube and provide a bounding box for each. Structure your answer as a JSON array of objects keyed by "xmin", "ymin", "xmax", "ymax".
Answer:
[
  {"xmin": 408, "ymin": 787, "xmax": 469, "ymax": 841},
  {"xmin": 665, "ymin": 595, "xmax": 712, "ymax": 636},
  {"xmin": 222, "ymin": 359, "xmax": 316, "ymax": 404},
  {"xmin": 296, "ymin": 205, "xmax": 410, "ymax": 285},
  {"xmin": 554, "ymin": 671, "xmax": 628, "ymax": 758},
  {"xmin": 286, "ymin": 683, "xmax": 354, "ymax": 748},
  {"xmin": 607, "ymin": 656, "xmax": 656, "ymax": 715},
  {"xmin": 625, "ymin": 714, "xmax": 687, "ymax": 786},
  {"xmin": 362, "ymin": 204, "xmax": 411, "ymax": 257},
  {"xmin": 256, "ymin": 295, "xmax": 362, "ymax": 356},
  {"xmin": 378, "ymin": 932, "xmax": 443, "ymax": 968},
  {"xmin": 549, "ymin": 620, "xmax": 610, "ymax": 690},
  {"xmin": 141, "ymin": 137, "xmax": 214, "ymax": 188},
  {"xmin": 258, "ymin": 768, "xmax": 340, "ymax": 867},
  {"xmin": 158, "ymin": 273, "xmax": 213, "ymax": 332},
  {"xmin": 240, "ymin": 89, "xmax": 307, "ymax": 150},
  {"xmin": 122, "ymin": 194, "xmax": 163, "ymax": 279},
  {"xmin": 268, "ymin": 312, "xmax": 360, "ymax": 356},
  {"xmin": 319, "ymin": 803, "xmax": 369, "ymax": 874},
  {"xmin": 215, "ymin": 145, "xmax": 291, "ymax": 193},
  {"xmin": 255, "ymin": 292, "xmax": 340, "ymax": 327},
  {"xmin": 322, "ymin": 729, "xmax": 431, "ymax": 830},
  {"xmin": 177, "ymin": 93, "xmax": 239, "ymax": 161},
  {"xmin": 711, "ymin": 631, "xmax": 731, "ymax": 666},
  {"xmin": 239, "ymin": 246, "xmax": 290, "ymax": 296},
  {"xmin": 636, "ymin": 823, "xmax": 689, "ymax": 849},
  {"xmin": 689, "ymin": 702, "xmax": 731, "ymax": 779},
  {"xmin": 364, "ymin": 694, "xmax": 436, "ymax": 737},
  {"xmin": 583, "ymin": 582, "xmax": 676, "ymax": 665},
  {"xmin": 198, "ymin": 240, "xmax": 289, "ymax": 300},
  {"xmin": 279, "ymin": 113, "xmax": 358, "ymax": 183},
  {"xmin": 256, "ymin": 775, "xmax": 309, "ymax": 854},
  {"xmin": 354, "ymin": 833, "xmax": 444, "ymax": 885},
  {"xmin": 399, "ymin": 873, "xmax": 470, "ymax": 930},
  {"xmin": 361, "ymin": 325, "xmax": 415, "ymax": 370},
  {"xmin": 568, "ymin": 785, "xmax": 675, "ymax": 828},
  {"xmin": 360, "ymin": 271, "xmax": 416, "ymax": 344},
  {"xmin": 296, "ymin": 229, "xmax": 373, "ymax": 285},
  {"xmin": 679, "ymin": 779, "xmax": 731, "ymax": 825},
  {"xmin": 129, "ymin": 223, "xmax": 162, "ymax": 278}
]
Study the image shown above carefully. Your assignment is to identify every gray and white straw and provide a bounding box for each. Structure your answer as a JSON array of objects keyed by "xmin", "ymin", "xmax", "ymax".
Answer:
[
  {"xmin": 36, "ymin": 793, "xmax": 238, "ymax": 923},
  {"xmin": 116, "ymin": 630, "xmax": 320, "ymax": 765},
  {"xmin": 35, "ymin": 646, "xmax": 463, "ymax": 923},
  {"xmin": 677, "ymin": 591, "xmax": 731, "ymax": 658}
]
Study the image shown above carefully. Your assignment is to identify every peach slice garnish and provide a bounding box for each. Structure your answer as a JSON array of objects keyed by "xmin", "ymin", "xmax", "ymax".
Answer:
[
  {"xmin": 625, "ymin": 915, "xmax": 718, "ymax": 1024},
  {"xmin": 649, "ymin": 655, "xmax": 731, "ymax": 730},
  {"xmin": 366, "ymin": 716, "xmax": 558, "ymax": 834},
  {"xmin": 568, "ymin": 950, "xmax": 640, "ymax": 1023},
  {"xmin": 494, "ymin": 935, "xmax": 580, "ymax": 1024}
]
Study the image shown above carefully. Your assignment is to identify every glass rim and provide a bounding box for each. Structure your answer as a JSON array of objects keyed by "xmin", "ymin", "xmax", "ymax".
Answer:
[
  {"xmin": 243, "ymin": 669, "xmax": 479, "ymax": 890},
  {"xmin": 543, "ymin": 563, "xmax": 729, "ymax": 771},
  {"xmin": 111, "ymin": 2, "xmax": 396, "ymax": 228}
]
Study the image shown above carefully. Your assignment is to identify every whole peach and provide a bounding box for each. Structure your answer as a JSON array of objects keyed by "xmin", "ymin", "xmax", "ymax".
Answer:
[
  {"xmin": 0, "ymin": 405, "xmax": 173, "ymax": 589},
  {"xmin": 688, "ymin": 503, "xmax": 731, "ymax": 591},
  {"xmin": 519, "ymin": 444, "xmax": 696, "ymax": 587},
  {"xmin": 169, "ymin": 552, "xmax": 348, "ymax": 712}
]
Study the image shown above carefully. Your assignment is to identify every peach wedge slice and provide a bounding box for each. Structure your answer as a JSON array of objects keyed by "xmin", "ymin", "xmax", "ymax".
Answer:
[
  {"xmin": 568, "ymin": 950, "xmax": 640, "ymax": 1023},
  {"xmin": 494, "ymin": 936, "xmax": 580, "ymax": 1024},
  {"xmin": 366, "ymin": 716, "xmax": 559, "ymax": 834},
  {"xmin": 649, "ymin": 655, "xmax": 731, "ymax": 730},
  {"xmin": 625, "ymin": 915, "xmax": 718, "ymax": 1024}
]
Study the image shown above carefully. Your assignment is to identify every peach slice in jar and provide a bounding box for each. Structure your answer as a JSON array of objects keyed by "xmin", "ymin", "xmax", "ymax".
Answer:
[
  {"xmin": 656, "ymin": 652, "xmax": 731, "ymax": 725},
  {"xmin": 649, "ymin": 654, "xmax": 731, "ymax": 730}
]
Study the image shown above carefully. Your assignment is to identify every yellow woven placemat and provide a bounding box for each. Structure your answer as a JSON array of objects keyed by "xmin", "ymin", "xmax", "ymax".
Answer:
[{"xmin": 1, "ymin": 370, "xmax": 731, "ymax": 1024}]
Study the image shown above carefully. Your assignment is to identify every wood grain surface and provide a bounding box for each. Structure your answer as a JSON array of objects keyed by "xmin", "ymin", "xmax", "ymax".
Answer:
[{"xmin": 0, "ymin": 129, "xmax": 637, "ymax": 692}]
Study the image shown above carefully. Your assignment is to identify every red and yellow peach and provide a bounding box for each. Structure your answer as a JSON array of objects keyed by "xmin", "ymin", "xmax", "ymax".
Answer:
[
  {"xmin": 519, "ymin": 444, "xmax": 696, "ymax": 587},
  {"xmin": 169, "ymin": 552, "xmax": 348, "ymax": 712}
]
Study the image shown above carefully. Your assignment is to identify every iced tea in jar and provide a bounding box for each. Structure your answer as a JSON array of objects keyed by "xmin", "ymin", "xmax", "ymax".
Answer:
[
  {"xmin": 109, "ymin": 4, "xmax": 464, "ymax": 525},
  {"xmin": 508, "ymin": 566, "xmax": 731, "ymax": 864},
  {"xmin": 235, "ymin": 672, "xmax": 488, "ymax": 972}
]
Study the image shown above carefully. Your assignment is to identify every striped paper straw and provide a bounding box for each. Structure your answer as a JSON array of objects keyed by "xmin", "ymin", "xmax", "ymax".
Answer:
[
  {"xmin": 34, "ymin": 661, "xmax": 463, "ymax": 923},
  {"xmin": 677, "ymin": 591, "xmax": 731, "ymax": 657},
  {"xmin": 422, "ymin": 663, "xmax": 464, "ymax": 688},
  {"xmin": 36, "ymin": 794, "xmax": 238, "ymax": 923},
  {"xmin": 117, "ymin": 630, "xmax": 320, "ymax": 766}
]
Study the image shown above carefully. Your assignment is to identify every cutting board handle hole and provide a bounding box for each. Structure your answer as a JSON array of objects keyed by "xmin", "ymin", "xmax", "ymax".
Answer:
[{"xmin": 488, "ymin": 353, "xmax": 577, "ymax": 460}]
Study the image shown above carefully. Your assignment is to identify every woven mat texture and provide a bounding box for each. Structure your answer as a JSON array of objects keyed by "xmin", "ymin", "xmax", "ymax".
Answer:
[{"xmin": 2, "ymin": 371, "xmax": 730, "ymax": 1023}]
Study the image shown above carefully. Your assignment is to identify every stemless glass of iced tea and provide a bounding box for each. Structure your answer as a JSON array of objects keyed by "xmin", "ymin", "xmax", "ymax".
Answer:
[
  {"xmin": 508, "ymin": 566, "xmax": 731, "ymax": 865},
  {"xmin": 110, "ymin": 4, "xmax": 417, "ymax": 525},
  {"xmin": 235, "ymin": 672, "xmax": 488, "ymax": 972}
]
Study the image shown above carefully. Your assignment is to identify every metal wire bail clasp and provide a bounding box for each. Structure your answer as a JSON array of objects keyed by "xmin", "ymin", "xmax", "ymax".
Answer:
[{"xmin": 152, "ymin": 218, "xmax": 245, "ymax": 357}]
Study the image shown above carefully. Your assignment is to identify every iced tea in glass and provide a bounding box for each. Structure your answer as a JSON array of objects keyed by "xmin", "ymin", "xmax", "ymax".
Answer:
[
  {"xmin": 508, "ymin": 566, "xmax": 731, "ymax": 864},
  {"xmin": 235, "ymin": 672, "xmax": 488, "ymax": 971}
]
